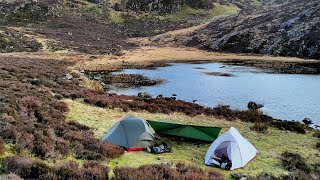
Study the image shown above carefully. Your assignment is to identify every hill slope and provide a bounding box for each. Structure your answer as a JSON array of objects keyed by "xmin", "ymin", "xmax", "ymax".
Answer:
[{"xmin": 185, "ymin": 0, "xmax": 320, "ymax": 59}]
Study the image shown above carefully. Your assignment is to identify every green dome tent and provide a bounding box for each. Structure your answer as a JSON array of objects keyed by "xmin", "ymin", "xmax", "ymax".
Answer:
[{"xmin": 102, "ymin": 116, "xmax": 156, "ymax": 151}]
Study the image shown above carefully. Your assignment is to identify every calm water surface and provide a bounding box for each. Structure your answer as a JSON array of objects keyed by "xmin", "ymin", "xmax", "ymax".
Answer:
[{"xmin": 111, "ymin": 63, "xmax": 320, "ymax": 125}]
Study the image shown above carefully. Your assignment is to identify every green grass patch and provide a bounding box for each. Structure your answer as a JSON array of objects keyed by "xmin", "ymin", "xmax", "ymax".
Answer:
[
  {"xmin": 164, "ymin": 4, "xmax": 239, "ymax": 23},
  {"xmin": 109, "ymin": 11, "xmax": 125, "ymax": 24},
  {"xmin": 64, "ymin": 99, "xmax": 320, "ymax": 178},
  {"xmin": 211, "ymin": 3, "xmax": 240, "ymax": 17}
]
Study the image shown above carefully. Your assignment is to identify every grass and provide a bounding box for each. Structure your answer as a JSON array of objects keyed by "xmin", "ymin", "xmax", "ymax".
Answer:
[
  {"xmin": 109, "ymin": 11, "xmax": 125, "ymax": 24},
  {"xmin": 211, "ymin": 3, "xmax": 240, "ymax": 17},
  {"xmin": 64, "ymin": 99, "xmax": 320, "ymax": 178},
  {"xmin": 165, "ymin": 4, "xmax": 239, "ymax": 23}
]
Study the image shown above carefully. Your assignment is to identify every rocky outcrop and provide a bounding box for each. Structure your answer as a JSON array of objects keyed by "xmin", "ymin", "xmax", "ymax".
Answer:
[
  {"xmin": 187, "ymin": 0, "xmax": 320, "ymax": 59},
  {"xmin": 0, "ymin": 0, "xmax": 60, "ymax": 25}
]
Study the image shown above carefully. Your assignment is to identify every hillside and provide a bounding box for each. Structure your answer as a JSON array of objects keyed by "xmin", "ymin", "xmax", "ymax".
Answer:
[{"xmin": 182, "ymin": 0, "xmax": 320, "ymax": 59}]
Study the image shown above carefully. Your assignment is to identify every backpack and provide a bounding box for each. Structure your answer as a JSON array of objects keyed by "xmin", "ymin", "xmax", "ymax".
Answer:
[{"xmin": 146, "ymin": 142, "xmax": 172, "ymax": 154}]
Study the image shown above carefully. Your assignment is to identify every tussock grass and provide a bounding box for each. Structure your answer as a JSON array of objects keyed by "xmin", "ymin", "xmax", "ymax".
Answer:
[
  {"xmin": 211, "ymin": 3, "xmax": 239, "ymax": 17},
  {"xmin": 109, "ymin": 11, "xmax": 125, "ymax": 24},
  {"xmin": 65, "ymin": 99, "xmax": 320, "ymax": 178}
]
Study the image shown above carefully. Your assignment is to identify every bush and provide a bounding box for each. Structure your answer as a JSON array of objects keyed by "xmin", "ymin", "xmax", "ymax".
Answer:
[
  {"xmin": 281, "ymin": 170, "xmax": 312, "ymax": 180},
  {"xmin": 207, "ymin": 170, "xmax": 225, "ymax": 180},
  {"xmin": 0, "ymin": 56, "xmax": 126, "ymax": 161},
  {"xmin": 280, "ymin": 151, "xmax": 311, "ymax": 173},
  {"xmin": 254, "ymin": 172, "xmax": 279, "ymax": 180},
  {"xmin": 0, "ymin": 173, "xmax": 23, "ymax": 180},
  {"xmin": 314, "ymin": 131, "xmax": 320, "ymax": 138},
  {"xmin": 3, "ymin": 156, "xmax": 51, "ymax": 179},
  {"xmin": 83, "ymin": 161, "xmax": 109, "ymax": 180},
  {"xmin": 251, "ymin": 121, "xmax": 269, "ymax": 132},
  {"xmin": 55, "ymin": 161, "xmax": 109, "ymax": 180},
  {"xmin": 56, "ymin": 161, "xmax": 82, "ymax": 180},
  {"xmin": 0, "ymin": 138, "xmax": 5, "ymax": 155},
  {"xmin": 113, "ymin": 163, "xmax": 224, "ymax": 180}
]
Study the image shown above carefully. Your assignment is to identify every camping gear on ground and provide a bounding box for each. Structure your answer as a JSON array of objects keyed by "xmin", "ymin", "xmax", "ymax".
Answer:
[
  {"xmin": 204, "ymin": 127, "xmax": 257, "ymax": 170},
  {"xmin": 146, "ymin": 142, "xmax": 172, "ymax": 154},
  {"xmin": 146, "ymin": 120, "xmax": 221, "ymax": 142},
  {"xmin": 102, "ymin": 116, "xmax": 157, "ymax": 151}
]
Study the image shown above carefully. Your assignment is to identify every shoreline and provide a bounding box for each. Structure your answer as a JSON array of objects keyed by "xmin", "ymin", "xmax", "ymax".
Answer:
[{"xmin": 1, "ymin": 45, "xmax": 319, "ymax": 74}]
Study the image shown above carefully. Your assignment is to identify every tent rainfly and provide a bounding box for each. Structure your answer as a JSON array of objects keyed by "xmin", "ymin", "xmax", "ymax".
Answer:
[
  {"xmin": 204, "ymin": 127, "xmax": 257, "ymax": 170},
  {"xmin": 146, "ymin": 120, "xmax": 221, "ymax": 142},
  {"xmin": 102, "ymin": 116, "xmax": 156, "ymax": 151}
]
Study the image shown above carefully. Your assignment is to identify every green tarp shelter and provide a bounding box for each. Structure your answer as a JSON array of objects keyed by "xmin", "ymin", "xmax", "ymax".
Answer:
[{"xmin": 146, "ymin": 120, "xmax": 221, "ymax": 142}]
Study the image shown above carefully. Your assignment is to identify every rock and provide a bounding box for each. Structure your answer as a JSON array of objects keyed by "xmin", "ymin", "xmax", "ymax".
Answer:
[
  {"xmin": 231, "ymin": 172, "xmax": 247, "ymax": 180},
  {"xmin": 65, "ymin": 73, "xmax": 73, "ymax": 80},
  {"xmin": 247, "ymin": 101, "xmax": 264, "ymax": 110},
  {"xmin": 138, "ymin": 92, "xmax": 152, "ymax": 98},
  {"xmin": 114, "ymin": 3, "xmax": 124, "ymax": 11},
  {"xmin": 302, "ymin": 118, "xmax": 313, "ymax": 125},
  {"xmin": 172, "ymin": 94, "xmax": 177, "ymax": 96},
  {"xmin": 156, "ymin": 94, "xmax": 163, "ymax": 98},
  {"xmin": 112, "ymin": 51, "xmax": 124, "ymax": 56},
  {"xmin": 93, "ymin": 74, "xmax": 102, "ymax": 80},
  {"xmin": 30, "ymin": 78, "xmax": 41, "ymax": 85}
]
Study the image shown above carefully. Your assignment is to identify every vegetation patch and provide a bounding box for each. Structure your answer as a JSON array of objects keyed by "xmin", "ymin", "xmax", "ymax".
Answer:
[
  {"xmin": 202, "ymin": 71, "xmax": 234, "ymax": 77},
  {"xmin": 2, "ymin": 155, "xmax": 109, "ymax": 180},
  {"xmin": 113, "ymin": 163, "xmax": 224, "ymax": 180},
  {"xmin": 0, "ymin": 56, "xmax": 124, "ymax": 176},
  {"xmin": 0, "ymin": 138, "xmax": 5, "ymax": 155},
  {"xmin": 0, "ymin": 28, "xmax": 42, "ymax": 52},
  {"xmin": 36, "ymin": 16, "xmax": 132, "ymax": 54},
  {"xmin": 102, "ymin": 73, "xmax": 164, "ymax": 88},
  {"xmin": 65, "ymin": 99, "xmax": 320, "ymax": 178}
]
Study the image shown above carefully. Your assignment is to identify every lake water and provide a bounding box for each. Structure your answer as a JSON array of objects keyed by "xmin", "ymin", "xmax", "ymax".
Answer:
[{"xmin": 111, "ymin": 63, "xmax": 320, "ymax": 125}]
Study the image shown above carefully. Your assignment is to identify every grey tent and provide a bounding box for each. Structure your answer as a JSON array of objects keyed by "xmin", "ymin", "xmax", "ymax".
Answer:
[{"xmin": 102, "ymin": 116, "xmax": 156, "ymax": 151}]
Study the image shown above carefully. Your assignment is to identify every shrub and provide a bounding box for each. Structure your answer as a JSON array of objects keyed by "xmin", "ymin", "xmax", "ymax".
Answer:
[
  {"xmin": 56, "ymin": 161, "xmax": 82, "ymax": 180},
  {"xmin": 3, "ymin": 156, "xmax": 51, "ymax": 179},
  {"xmin": 207, "ymin": 171, "xmax": 224, "ymax": 180},
  {"xmin": 113, "ymin": 163, "xmax": 224, "ymax": 180},
  {"xmin": 0, "ymin": 173, "xmax": 23, "ymax": 180},
  {"xmin": 251, "ymin": 121, "xmax": 269, "ymax": 132},
  {"xmin": 314, "ymin": 131, "xmax": 320, "ymax": 138},
  {"xmin": 0, "ymin": 35, "xmax": 125, "ymax": 165},
  {"xmin": 281, "ymin": 170, "xmax": 312, "ymax": 180},
  {"xmin": 316, "ymin": 142, "xmax": 320, "ymax": 150},
  {"xmin": 254, "ymin": 172, "xmax": 279, "ymax": 180},
  {"xmin": 0, "ymin": 137, "xmax": 5, "ymax": 155},
  {"xmin": 83, "ymin": 161, "xmax": 109, "ymax": 180},
  {"xmin": 280, "ymin": 151, "xmax": 311, "ymax": 173}
]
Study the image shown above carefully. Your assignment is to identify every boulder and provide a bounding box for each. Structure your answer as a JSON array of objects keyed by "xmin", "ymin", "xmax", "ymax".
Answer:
[
  {"xmin": 247, "ymin": 101, "xmax": 264, "ymax": 110},
  {"xmin": 138, "ymin": 92, "xmax": 152, "ymax": 98},
  {"xmin": 302, "ymin": 118, "xmax": 313, "ymax": 125}
]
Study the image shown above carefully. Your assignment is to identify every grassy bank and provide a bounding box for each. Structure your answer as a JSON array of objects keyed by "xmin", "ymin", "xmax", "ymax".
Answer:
[{"xmin": 65, "ymin": 99, "xmax": 320, "ymax": 178}]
